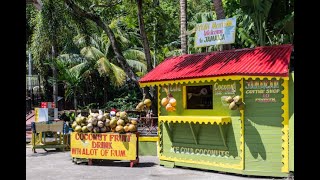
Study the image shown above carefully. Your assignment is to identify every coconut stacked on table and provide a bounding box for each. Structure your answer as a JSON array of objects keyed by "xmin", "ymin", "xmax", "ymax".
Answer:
[{"xmin": 71, "ymin": 111, "xmax": 138, "ymax": 133}]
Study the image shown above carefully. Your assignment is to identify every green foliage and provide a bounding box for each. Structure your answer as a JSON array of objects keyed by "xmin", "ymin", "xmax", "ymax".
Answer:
[
  {"xmin": 62, "ymin": 111, "xmax": 76, "ymax": 123},
  {"xmin": 78, "ymin": 103, "xmax": 100, "ymax": 110},
  {"xmin": 26, "ymin": 0, "xmax": 294, "ymax": 111},
  {"xmin": 104, "ymin": 93, "xmax": 140, "ymax": 111}
]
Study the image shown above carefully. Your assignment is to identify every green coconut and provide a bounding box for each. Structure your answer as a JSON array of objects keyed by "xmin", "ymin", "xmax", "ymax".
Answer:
[
  {"xmin": 100, "ymin": 126, "xmax": 107, "ymax": 133},
  {"xmin": 87, "ymin": 123, "xmax": 93, "ymax": 132},
  {"xmin": 124, "ymin": 125, "xmax": 130, "ymax": 132},
  {"xmin": 71, "ymin": 122, "xmax": 77, "ymax": 129},
  {"xmin": 81, "ymin": 117, "xmax": 87, "ymax": 123},
  {"xmin": 128, "ymin": 124, "xmax": 137, "ymax": 132},
  {"xmin": 117, "ymin": 119, "xmax": 125, "ymax": 126},
  {"xmin": 229, "ymin": 101, "xmax": 238, "ymax": 110},
  {"xmin": 82, "ymin": 126, "xmax": 89, "ymax": 133},
  {"xmin": 93, "ymin": 127, "xmax": 100, "ymax": 133},
  {"xmin": 97, "ymin": 121, "xmax": 104, "ymax": 128},
  {"xmin": 233, "ymin": 95, "xmax": 243, "ymax": 105},
  {"xmin": 124, "ymin": 117, "xmax": 130, "ymax": 124},
  {"xmin": 97, "ymin": 115, "xmax": 106, "ymax": 121},
  {"xmin": 115, "ymin": 125, "xmax": 124, "ymax": 133},
  {"xmin": 87, "ymin": 118, "xmax": 93, "ymax": 124},
  {"xmin": 143, "ymin": 99, "xmax": 152, "ymax": 107},
  {"xmin": 75, "ymin": 117, "xmax": 82, "ymax": 124},
  {"xmin": 131, "ymin": 120, "xmax": 138, "ymax": 125},
  {"xmin": 110, "ymin": 119, "xmax": 117, "ymax": 128},
  {"xmin": 91, "ymin": 118, "xmax": 98, "ymax": 126},
  {"xmin": 119, "ymin": 111, "xmax": 127, "ymax": 119},
  {"xmin": 136, "ymin": 102, "xmax": 144, "ymax": 111},
  {"xmin": 74, "ymin": 125, "xmax": 82, "ymax": 132},
  {"xmin": 105, "ymin": 119, "xmax": 111, "ymax": 127},
  {"xmin": 225, "ymin": 96, "xmax": 234, "ymax": 103}
]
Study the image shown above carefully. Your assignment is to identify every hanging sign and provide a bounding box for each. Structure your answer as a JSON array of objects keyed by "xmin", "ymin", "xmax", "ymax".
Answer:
[{"xmin": 194, "ymin": 17, "xmax": 236, "ymax": 47}]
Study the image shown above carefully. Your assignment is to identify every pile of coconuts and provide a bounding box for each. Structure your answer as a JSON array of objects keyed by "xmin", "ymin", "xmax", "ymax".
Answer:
[
  {"xmin": 161, "ymin": 87, "xmax": 177, "ymax": 112},
  {"xmin": 136, "ymin": 98, "xmax": 152, "ymax": 112},
  {"xmin": 71, "ymin": 111, "xmax": 138, "ymax": 133},
  {"xmin": 225, "ymin": 95, "xmax": 245, "ymax": 110}
]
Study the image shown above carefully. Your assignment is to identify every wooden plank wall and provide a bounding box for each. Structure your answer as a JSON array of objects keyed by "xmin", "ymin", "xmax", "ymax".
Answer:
[{"xmin": 243, "ymin": 78, "xmax": 284, "ymax": 173}]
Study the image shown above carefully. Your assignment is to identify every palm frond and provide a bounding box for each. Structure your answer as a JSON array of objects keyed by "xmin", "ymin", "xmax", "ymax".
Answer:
[
  {"xmin": 80, "ymin": 46, "xmax": 104, "ymax": 60},
  {"xmin": 95, "ymin": 57, "xmax": 112, "ymax": 75},
  {"xmin": 123, "ymin": 49, "xmax": 146, "ymax": 61},
  {"xmin": 69, "ymin": 62, "xmax": 87, "ymax": 77},
  {"xmin": 238, "ymin": 27, "xmax": 257, "ymax": 47},
  {"xmin": 73, "ymin": 34, "xmax": 87, "ymax": 47},
  {"xmin": 58, "ymin": 54, "xmax": 85, "ymax": 64},
  {"xmin": 109, "ymin": 63, "xmax": 126, "ymax": 86},
  {"xmin": 126, "ymin": 59, "xmax": 147, "ymax": 73}
]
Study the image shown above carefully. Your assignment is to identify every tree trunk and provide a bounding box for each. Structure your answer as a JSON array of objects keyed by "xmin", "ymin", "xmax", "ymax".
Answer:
[
  {"xmin": 39, "ymin": 59, "xmax": 52, "ymax": 101},
  {"xmin": 213, "ymin": 0, "xmax": 231, "ymax": 50},
  {"xmin": 51, "ymin": 45, "xmax": 58, "ymax": 108},
  {"xmin": 180, "ymin": 0, "xmax": 187, "ymax": 54},
  {"xmin": 136, "ymin": 0, "xmax": 158, "ymax": 115},
  {"xmin": 65, "ymin": 0, "xmax": 141, "ymax": 90},
  {"xmin": 103, "ymin": 76, "xmax": 108, "ymax": 106},
  {"xmin": 73, "ymin": 89, "xmax": 77, "ymax": 110},
  {"xmin": 136, "ymin": 0, "xmax": 153, "ymax": 72}
]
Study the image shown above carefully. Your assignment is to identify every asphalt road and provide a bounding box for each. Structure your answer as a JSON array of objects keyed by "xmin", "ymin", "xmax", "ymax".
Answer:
[{"xmin": 26, "ymin": 145, "xmax": 289, "ymax": 180}]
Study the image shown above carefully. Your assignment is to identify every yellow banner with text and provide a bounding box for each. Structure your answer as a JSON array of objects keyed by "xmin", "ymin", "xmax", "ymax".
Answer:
[{"xmin": 70, "ymin": 132, "xmax": 137, "ymax": 160}]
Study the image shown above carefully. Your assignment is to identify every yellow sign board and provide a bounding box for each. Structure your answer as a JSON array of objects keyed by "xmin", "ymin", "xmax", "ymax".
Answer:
[{"xmin": 70, "ymin": 132, "xmax": 137, "ymax": 160}]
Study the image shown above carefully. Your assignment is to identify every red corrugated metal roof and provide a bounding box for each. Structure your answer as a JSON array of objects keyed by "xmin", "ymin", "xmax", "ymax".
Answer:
[{"xmin": 139, "ymin": 44, "xmax": 293, "ymax": 83}]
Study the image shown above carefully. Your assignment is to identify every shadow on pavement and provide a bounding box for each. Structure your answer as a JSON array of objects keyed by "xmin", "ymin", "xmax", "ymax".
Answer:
[
  {"xmin": 86, "ymin": 160, "xmax": 157, "ymax": 168},
  {"xmin": 171, "ymin": 165, "xmax": 286, "ymax": 180},
  {"xmin": 26, "ymin": 149, "xmax": 68, "ymax": 157}
]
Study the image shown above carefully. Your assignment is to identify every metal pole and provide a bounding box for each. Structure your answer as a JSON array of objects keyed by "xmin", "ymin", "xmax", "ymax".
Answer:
[
  {"xmin": 28, "ymin": 51, "xmax": 32, "ymax": 90},
  {"xmin": 52, "ymin": 45, "xmax": 58, "ymax": 108},
  {"xmin": 153, "ymin": 18, "xmax": 157, "ymax": 68}
]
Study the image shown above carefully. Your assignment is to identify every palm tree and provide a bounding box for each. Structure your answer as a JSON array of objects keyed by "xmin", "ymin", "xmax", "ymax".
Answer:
[
  {"xmin": 136, "ymin": 0, "xmax": 153, "ymax": 72},
  {"xmin": 65, "ymin": 32, "xmax": 147, "ymax": 106},
  {"xmin": 74, "ymin": 32, "xmax": 147, "ymax": 77},
  {"xmin": 240, "ymin": 0, "xmax": 273, "ymax": 46},
  {"xmin": 180, "ymin": 0, "xmax": 188, "ymax": 54},
  {"xmin": 64, "ymin": 0, "xmax": 141, "ymax": 89},
  {"xmin": 54, "ymin": 60, "xmax": 86, "ymax": 110}
]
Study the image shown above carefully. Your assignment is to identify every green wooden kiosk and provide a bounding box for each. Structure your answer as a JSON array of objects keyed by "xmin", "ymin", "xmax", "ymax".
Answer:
[{"xmin": 139, "ymin": 44, "xmax": 294, "ymax": 177}]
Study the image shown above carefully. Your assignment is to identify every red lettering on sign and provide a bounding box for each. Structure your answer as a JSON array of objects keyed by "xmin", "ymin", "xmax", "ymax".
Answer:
[
  {"xmin": 110, "ymin": 150, "xmax": 126, "ymax": 157},
  {"xmin": 100, "ymin": 149, "xmax": 109, "ymax": 156},
  {"xmin": 92, "ymin": 141, "xmax": 113, "ymax": 149}
]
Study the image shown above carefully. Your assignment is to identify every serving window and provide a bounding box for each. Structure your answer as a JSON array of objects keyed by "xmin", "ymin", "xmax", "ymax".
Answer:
[{"xmin": 186, "ymin": 85, "xmax": 213, "ymax": 109}]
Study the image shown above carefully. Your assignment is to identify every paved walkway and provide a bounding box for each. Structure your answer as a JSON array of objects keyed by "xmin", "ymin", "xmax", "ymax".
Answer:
[
  {"xmin": 26, "ymin": 113, "xmax": 292, "ymax": 180},
  {"xmin": 26, "ymin": 145, "xmax": 290, "ymax": 180}
]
